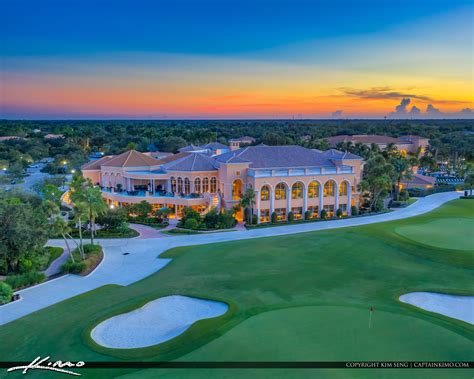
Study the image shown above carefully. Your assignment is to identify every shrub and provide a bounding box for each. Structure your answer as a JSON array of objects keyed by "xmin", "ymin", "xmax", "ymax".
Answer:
[
  {"xmin": 271, "ymin": 212, "xmax": 277, "ymax": 223},
  {"xmin": 304, "ymin": 210, "xmax": 311, "ymax": 220},
  {"xmin": 251, "ymin": 214, "xmax": 258, "ymax": 225},
  {"xmin": 399, "ymin": 189, "xmax": 409, "ymax": 201},
  {"xmin": 96, "ymin": 208, "xmax": 128, "ymax": 230},
  {"xmin": 350, "ymin": 205, "xmax": 359, "ymax": 215},
  {"xmin": 4, "ymin": 271, "xmax": 46, "ymax": 290},
  {"xmin": 184, "ymin": 218, "xmax": 199, "ymax": 230},
  {"xmin": 218, "ymin": 210, "xmax": 237, "ymax": 229},
  {"xmin": 18, "ymin": 257, "xmax": 34, "ymax": 273},
  {"xmin": 336, "ymin": 208, "xmax": 343, "ymax": 218},
  {"xmin": 0, "ymin": 282, "xmax": 13, "ymax": 304},
  {"xmin": 204, "ymin": 208, "xmax": 220, "ymax": 229},
  {"xmin": 61, "ymin": 261, "xmax": 87, "ymax": 274},
  {"xmin": 320, "ymin": 209, "xmax": 327, "ymax": 220},
  {"xmin": 287, "ymin": 211, "xmax": 294, "ymax": 222}
]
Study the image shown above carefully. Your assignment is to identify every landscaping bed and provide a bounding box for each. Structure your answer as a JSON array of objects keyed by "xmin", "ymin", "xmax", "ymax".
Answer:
[
  {"xmin": 61, "ymin": 244, "xmax": 104, "ymax": 276},
  {"xmin": 66, "ymin": 227, "xmax": 139, "ymax": 239}
]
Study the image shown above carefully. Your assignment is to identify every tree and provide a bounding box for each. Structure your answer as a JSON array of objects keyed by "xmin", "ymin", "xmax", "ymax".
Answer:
[
  {"xmin": 239, "ymin": 188, "xmax": 255, "ymax": 225},
  {"xmin": 464, "ymin": 171, "xmax": 474, "ymax": 196},
  {"xmin": 81, "ymin": 186, "xmax": 107, "ymax": 244},
  {"xmin": 0, "ymin": 201, "xmax": 49, "ymax": 274},
  {"xmin": 131, "ymin": 200, "xmax": 153, "ymax": 220},
  {"xmin": 358, "ymin": 155, "xmax": 394, "ymax": 211},
  {"xmin": 155, "ymin": 207, "xmax": 173, "ymax": 222},
  {"xmin": 390, "ymin": 156, "xmax": 413, "ymax": 201}
]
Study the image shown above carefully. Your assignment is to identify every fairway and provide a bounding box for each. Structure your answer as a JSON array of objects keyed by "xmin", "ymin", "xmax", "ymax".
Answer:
[
  {"xmin": 395, "ymin": 217, "xmax": 474, "ymax": 251},
  {"xmin": 1, "ymin": 199, "xmax": 473, "ymax": 379}
]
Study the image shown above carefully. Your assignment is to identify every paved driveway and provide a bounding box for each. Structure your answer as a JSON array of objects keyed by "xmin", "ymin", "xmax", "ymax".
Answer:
[{"xmin": 0, "ymin": 191, "xmax": 461, "ymax": 325}]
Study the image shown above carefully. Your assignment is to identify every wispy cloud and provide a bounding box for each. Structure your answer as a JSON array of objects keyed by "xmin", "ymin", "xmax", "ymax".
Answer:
[{"xmin": 339, "ymin": 86, "xmax": 433, "ymax": 102}]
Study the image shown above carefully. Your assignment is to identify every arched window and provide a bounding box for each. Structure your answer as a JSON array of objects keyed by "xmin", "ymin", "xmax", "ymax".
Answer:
[
  {"xmin": 184, "ymin": 178, "xmax": 190, "ymax": 194},
  {"xmin": 339, "ymin": 181, "xmax": 348, "ymax": 196},
  {"xmin": 261, "ymin": 185, "xmax": 270, "ymax": 201},
  {"xmin": 170, "ymin": 177, "xmax": 176, "ymax": 193},
  {"xmin": 232, "ymin": 179, "xmax": 243, "ymax": 200},
  {"xmin": 203, "ymin": 177, "xmax": 209, "ymax": 192},
  {"xmin": 194, "ymin": 178, "xmax": 201, "ymax": 194},
  {"xmin": 291, "ymin": 182, "xmax": 303, "ymax": 199},
  {"xmin": 308, "ymin": 181, "xmax": 320, "ymax": 198},
  {"xmin": 275, "ymin": 183, "xmax": 287, "ymax": 200},
  {"xmin": 177, "ymin": 177, "xmax": 183, "ymax": 193},
  {"xmin": 324, "ymin": 180, "xmax": 335, "ymax": 197},
  {"xmin": 210, "ymin": 177, "xmax": 217, "ymax": 193}
]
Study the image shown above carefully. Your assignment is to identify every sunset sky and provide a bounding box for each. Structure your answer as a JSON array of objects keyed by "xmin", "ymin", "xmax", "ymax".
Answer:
[{"xmin": 1, "ymin": 0, "xmax": 473, "ymax": 119}]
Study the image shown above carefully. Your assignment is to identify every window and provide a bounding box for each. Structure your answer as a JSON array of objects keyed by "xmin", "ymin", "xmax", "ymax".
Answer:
[
  {"xmin": 184, "ymin": 178, "xmax": 190, "ymax": 194},
  {"xmin": 203, "ymin": 177, "xmax": 209, "ymax": 192},
  {"xmin": 236, "ymin": 171, "xmax": 241, "ymax": 176},
  {"xmin": 324, "ymin": 204, "xmax": 335, "ymax": 217},
  {"xmin": 308, "ymin": 181, "xmax": 319, "ymax": 198},
  {"xmin": 194, "ymin": 178, "xmax": 201, "ymax": 194},
  {"xmin": 177, "ymin": 177, "xmax": 183, "ymax": 194},
  {"xmin": 260, "ymin": 209, "xmax": 270, "ymax": 223},
  {"xmin": 339, "ymin": 203, "xmax": 348, "ymax": 216},
  {"xmin": 170, "ymin": 177, "xmax": 176, "ymax": 193},
  {"xmin": 232, "ymin": 179, "xmax": 243, "ymax": 200},
  {"xmin": 307, "ymin": 206, "xmax": 319, "ymax": 219},
  {"xmin": 275, "ymin": 208, "xmax": 286, "ymax": 221},
  {"xmin": 275, "ymin": 183, "xmax": 287, "ymax": 200},
  {"xmin": 210, "ymin": 177, "xmax": 217, "ymax": 193},
  {"xmin": 324, "ymin": 181, "xmax": 335, "ymax": 197},
  {"xmin": 291, "ymin": 207, "xmax": 303, "ymax": 220},
  {"xmin": 291, "ymin": 182, "xmax": 303, "ymax": 199},
  {"xmin": 339, "ymin": 181, "xmax": 348, "ymax": 196},
  {"xmin": 260, "ymin": 185, "xmax": 270, "ymax": 201}
]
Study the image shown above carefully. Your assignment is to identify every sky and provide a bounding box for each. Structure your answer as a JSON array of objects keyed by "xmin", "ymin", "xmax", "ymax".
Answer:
[{"xmin": 0, "ymin": 0, "xmax": 473, "ymax": 119}]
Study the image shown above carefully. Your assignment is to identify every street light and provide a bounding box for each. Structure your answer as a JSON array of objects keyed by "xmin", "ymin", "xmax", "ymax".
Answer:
[{"xmin": 71, "ymin": 169, "xmax": 76, "ymax": 174}]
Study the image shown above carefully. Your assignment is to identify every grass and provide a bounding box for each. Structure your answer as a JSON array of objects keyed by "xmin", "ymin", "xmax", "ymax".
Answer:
[
  {"xmin": 67, "ymin": 227, "xmax": 139, "ymax": 239},
  {"xmin": 0, "ymin": 200, "xmax": 473, "ymax": 379},
  {"xmin": 37, "ymin": 246, "xmax": 63, "ymax": 270}
]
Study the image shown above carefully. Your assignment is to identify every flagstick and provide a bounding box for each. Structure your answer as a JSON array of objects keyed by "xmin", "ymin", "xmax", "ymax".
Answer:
[{"xmin": 369, "ymin": 310, "xmax": 372, "ymax": 328}]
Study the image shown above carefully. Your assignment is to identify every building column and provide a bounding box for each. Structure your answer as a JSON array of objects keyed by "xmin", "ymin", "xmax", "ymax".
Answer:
[
  {"xmin": 255, "ymin": 191, "xmax": 260, "ymax": 224},
  {"xmin": 190, "ymin": 180, "xmax": 195, "ymax": 194},
  {"xmin": 286, "ymin": 188, "xmax": 291, "ymax": 220},
  {"xmin": 347, "ymin": 183, "xmax": 352, "ymax": 215},
  {"xmin": 166, "ymin": 179, "xmax": 171, "ymax": 193},
  {"xmin": 335, "ymin": 182, "xmax": 339, "ymax": 212},
  {"xmin": 270, "ymin": 189, "xmax": 275, "ymax": 215},
  {"xmin": 152, "ymin": 179, "xmax": 155, "ymax": 194},
  {"xmin": 319, "ymin": 185, "xmax": 323, "ymax": 216},
  {"xmin": 303, "ymin": 185, "xmax": 308, "ymax": 213}
]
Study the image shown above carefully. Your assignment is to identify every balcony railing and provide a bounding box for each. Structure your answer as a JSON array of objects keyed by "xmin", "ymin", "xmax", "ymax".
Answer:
[{"xmin": 101, "ymin": 187, "xmax": 204, "ymax": 199}]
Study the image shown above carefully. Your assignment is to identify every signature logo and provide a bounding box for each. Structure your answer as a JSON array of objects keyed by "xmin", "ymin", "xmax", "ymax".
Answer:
[{"xmin": 7, "ymin": 356, "xmax": 85, "ymax": 376}]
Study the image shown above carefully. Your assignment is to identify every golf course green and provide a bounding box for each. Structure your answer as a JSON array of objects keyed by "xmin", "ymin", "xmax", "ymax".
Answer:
[{"xmin": 1, "ymin": 199, "xmax": 473, "ymax": 379}]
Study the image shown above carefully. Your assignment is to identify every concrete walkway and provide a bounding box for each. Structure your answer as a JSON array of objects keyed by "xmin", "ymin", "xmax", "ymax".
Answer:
[{"xmin": 0, "ymin": 191, "xmax": 461, "ymax": 326}]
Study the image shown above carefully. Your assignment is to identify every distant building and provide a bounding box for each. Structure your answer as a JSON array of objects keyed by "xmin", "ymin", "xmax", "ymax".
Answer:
[
  {"xmin": 178, "ymin": 143, "xmax": 230, "ymax": 156},
  {"xmin": 326, "ymin": 134, "xmax": 429, "ymax": 155},
  {"xmin": 143, "ymin": 151, "xmax": 174, "ymax": 160},
  {"xmin": 400, "ymin": 174, "xmax": 436, "ymax": 190},
  {"xmin": 44, "ymin": 133, "xmax": 65, "ymax": 140},
  {"xmin": 0, "ymin": 136, "xmax": 24, "ymax": 142},
  {"xmin": 229, "ymin": 136, "xmax": 256, "ymax": 151}
]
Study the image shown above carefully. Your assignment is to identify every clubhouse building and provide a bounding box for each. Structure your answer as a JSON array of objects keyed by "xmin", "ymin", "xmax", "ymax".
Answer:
[{"xmin": 81, "ymin": 145, "xmax": 363, "ymax": 222}]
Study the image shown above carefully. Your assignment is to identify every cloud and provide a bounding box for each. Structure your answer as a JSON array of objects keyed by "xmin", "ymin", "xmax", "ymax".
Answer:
[
  {"xmin": 388, "ymin": 98, "xmax": 473, "ymax": 119},
  {"xmin": 331, "ymin": 110, "xmax": 343, "ymax": 118},
  {"xmin": 340, "ymin": 86, "xmax": 433, "ymax": 102},
  {"xmin": 409, "ymin": 105, "xmax": 421, "ymax": 116},
  {"xmin": 395, "ymin": 98, "xmax": 411, "ymax": 114}
]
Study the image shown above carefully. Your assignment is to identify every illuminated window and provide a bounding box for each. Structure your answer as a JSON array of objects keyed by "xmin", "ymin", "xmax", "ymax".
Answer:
[
  {"xmin": 232, "ymin": 179, "xmax": 243, "ymax": 200},
  {"xmin": 260, "ymin": 209, "xmax": 270, "ymax": 222},
  {"xmin": 275, "ymin": 208, "xmax": 286, "ymax": 221},
  {"xmin": 275, "ymin": 183, "xmax": 287, "ymax": 200},
  {"xmin": 177, "ymin": 177, "xmax": 183, "ymax": 193},
  {"xmin": 261, "ymin": 185, "xmax": 270, "ymax": 201},
  {"xmin": 203, "ymin": 177, "xmax": 209, "ymax": 192},
  {"xmin": 170, "ymin": 177, "xmax": 176, "ymax": 193},
  {"xmin": 291, "ymin": 182, "xmax": 303, "ymax": 199},
  {"xmin": 291, "ymin": 207, "xmax": 303, "ymax": 219},
  {"xmin": 184, "ymin": 178, "xmax": 190, "ymax": 194},
  {"xmin": 236, "ymin": 171, "xmax": 241, "ymax": 176},
  {"xmin": 307, "ymin": 206, "xmax": 319, "ymax": 218},
  {"xmin": 339, "ymin": 181, "xmax": 348, "ymax": 196},
  {"xmin": 308, "ymin": 181, "xmax": 320, "ymax": 198},
  {"xmin": 194, "ymin": 178, "xmax": 201, "ymax": 193},
  {"xmin": 210, "ymin": 177, "xmax": 217, "ymax": 193},
  {"xmin": 324, "ymin": 181, "xmax": 335, "ymax": 197},
  {"xmin": 324, "ymin": 204, "xmax": 335, "ymax": 217}
]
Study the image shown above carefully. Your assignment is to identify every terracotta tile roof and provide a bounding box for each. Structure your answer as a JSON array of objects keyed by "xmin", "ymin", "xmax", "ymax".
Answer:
[
  {"xmin": 101, "ymin": 150, "xmax": 161, "ymax": 167},
  {"xmin": 81, "ymin": 155, "xmax": 114, "ymax": 170},
  {"xmin": 403, "ymin": 174, "xmax": 436, "ymax": 186}
]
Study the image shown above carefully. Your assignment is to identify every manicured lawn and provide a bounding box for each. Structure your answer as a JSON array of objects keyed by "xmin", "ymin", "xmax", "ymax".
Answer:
[{"xmin": 0, "ymin": 200, "xmax": 473, "ymax": 379}]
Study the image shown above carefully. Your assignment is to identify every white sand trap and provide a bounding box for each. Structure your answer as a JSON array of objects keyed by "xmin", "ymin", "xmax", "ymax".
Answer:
[
  {"xmin": 400, "ymin": 292, "xmax": 474, "ymax": 324},
  {"xmin": 91, "ymin": 295, "xmax": 228, "ymax": 348}
]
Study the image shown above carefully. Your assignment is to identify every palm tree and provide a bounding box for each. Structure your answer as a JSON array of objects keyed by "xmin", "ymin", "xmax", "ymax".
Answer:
[
  {"xmin": 52, "ymin": 216, "xmax": 75, "ymax": 264},
  {"xmin": 72, "ymin": 202, "xmax": 87, "ymax": 259},
  {"xmin": 390, "ymin": 157, "xmax": 413, "ymax": 200},
  {"xmin": 81, "ymin": 186, "xmax": 107, "ymax": 245},
  {"xmin": 239, "ymin": 188, "xmax": 256, "ymax": 224}
]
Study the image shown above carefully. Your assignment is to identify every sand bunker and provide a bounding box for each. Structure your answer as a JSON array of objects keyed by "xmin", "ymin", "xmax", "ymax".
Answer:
[
  {"xmin": 91, "ymin": 295, "xmax": 228, "ymax": 348},
  {"xmin": 400, "ymin": 292, "xmax": 473, "ymax": 324}
]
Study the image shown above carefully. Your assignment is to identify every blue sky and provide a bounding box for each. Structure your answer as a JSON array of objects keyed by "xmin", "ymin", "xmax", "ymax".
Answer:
[{"xmin": 1, "ymin": 0, "xmax": 472, "ymax": 119}]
